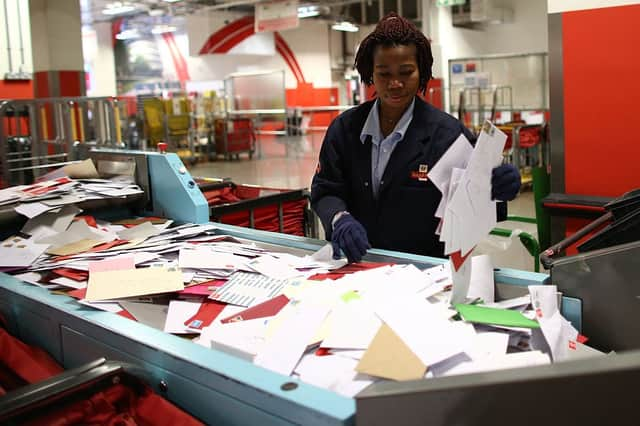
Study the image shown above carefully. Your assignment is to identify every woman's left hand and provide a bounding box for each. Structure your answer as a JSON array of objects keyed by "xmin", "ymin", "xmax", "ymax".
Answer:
[{"xmin": 491, "ymin": 164, "xmax": 521, "ymax": 201}]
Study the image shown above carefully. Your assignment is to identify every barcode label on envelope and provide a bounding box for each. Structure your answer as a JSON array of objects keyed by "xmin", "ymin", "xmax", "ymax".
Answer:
[{"xmin": 210, "ymin": 272, "xmax": 286, "ymax": 307}]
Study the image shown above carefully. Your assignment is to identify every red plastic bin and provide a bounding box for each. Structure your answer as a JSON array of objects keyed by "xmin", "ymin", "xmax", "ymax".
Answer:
[{"xmin": 197, "ymin": 180, "xmax": 312, "ymax": 237}]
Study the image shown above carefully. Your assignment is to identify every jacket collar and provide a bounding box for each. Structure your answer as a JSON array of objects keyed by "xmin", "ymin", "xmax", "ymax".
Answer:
[
  {"xmin": 359, "ymin": 98, "xmax": 415, "ymax": 145},
  {"xmin": 347, "ymin": 97, "xmax": 436, "ymax": 200},
  {"xmin": 379, "ymin": 97, "xmax": 434, "ymax": 194}
]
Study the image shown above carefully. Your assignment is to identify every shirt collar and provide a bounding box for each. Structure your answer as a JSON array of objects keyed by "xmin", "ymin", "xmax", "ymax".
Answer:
[{"xmin": 360, "ymin": 98, "xmax": 415, "ymax": 144}]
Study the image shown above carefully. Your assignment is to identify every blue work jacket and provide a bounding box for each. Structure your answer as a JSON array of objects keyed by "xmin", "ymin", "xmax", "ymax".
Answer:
[{"xmin": 311, "ymin": 97, "xmax": 506, "ymax": 258}]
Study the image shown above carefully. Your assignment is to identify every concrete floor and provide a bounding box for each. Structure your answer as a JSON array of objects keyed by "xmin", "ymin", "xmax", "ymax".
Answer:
[
  {"xmin": 190, "ymin": 155, "xmax": 317, "ymax": 190},
  {"xmin": 189, "ymin": 134, "xmax": 318, "ymax": 189}
]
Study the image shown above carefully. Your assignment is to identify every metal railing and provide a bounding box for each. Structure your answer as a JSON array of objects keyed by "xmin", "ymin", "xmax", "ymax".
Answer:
[
  {"xmin": 0, "ymin": 96, "xmax": 126, "ymax": 187},
  {"xmin": 286, "ymin": 105, "xmax": 352, "ymax": 154}
]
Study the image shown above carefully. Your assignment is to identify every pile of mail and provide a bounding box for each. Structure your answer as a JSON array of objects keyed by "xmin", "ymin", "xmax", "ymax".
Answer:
[
  {"xmin": 0, "ymin": 203, "xmax": 606, "ymax": 398},
  {"xmin": 0, "ymin": 159, "xmax": 144, "ymax": 221}
]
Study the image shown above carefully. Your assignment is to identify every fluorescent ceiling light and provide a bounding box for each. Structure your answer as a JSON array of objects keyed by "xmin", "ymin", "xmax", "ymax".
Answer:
[
  {"xmin": 116, "ymin": 29, "xmax": 140, "ymax": 40},
  {"xmin": 331, "ymin": 21, "xmax": 359, "ymax": 32},
  {"xmin": 151, "ymin": 25, "xmax": 177, "ymax": 34},
  {"xmin": 298, "ymin": 5, "xmax": 320, "ymax": 18},
  {"xmin": 163, "ymin": 0, "xmax": 182, "ymax": 2},
  {"xmin": 102, "ymin": 2, "xmax": 136, "ymax": 15}
]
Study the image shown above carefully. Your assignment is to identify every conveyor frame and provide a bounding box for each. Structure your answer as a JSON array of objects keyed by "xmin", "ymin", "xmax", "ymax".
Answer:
[{"xmin": 0, "ymin": 223, "xmax": 589, "ymax": 425}]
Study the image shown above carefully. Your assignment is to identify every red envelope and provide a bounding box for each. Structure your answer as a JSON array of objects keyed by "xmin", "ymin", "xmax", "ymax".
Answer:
[
  {"xmin": 66, "ymin": 288, "xmax": 87, "ymax": 299},
  {"xmin": 183, "ymin": 300, "xmax": 227, "ymax": 330},
  {"xmin": 308, "ymin": 262, "xmax": 395, "ymax": 281},
  {"xmin": 179, "ymin": 279, "xmax": 226, "ymax": 296},
  {"xmin": 89, "ymin": 240, "xmax": 130, "ymax": 252},
  {"xmin": 74, "ymin": 215, "xmax": 98, "ymax": 228},
  {"xmin": 117, "ymin": 309, "xmax": 137, "ymax": 321},
  {"xmin": 220, "ymin": 294, "xmax": 289, "ymax": 324},
  {"xmin": 52, "ymin": 268, "xmax": 88, "ymax": 282},
  {"xmin": 22, "ymin": 177, "xmax": 71, "ymax": 195}
]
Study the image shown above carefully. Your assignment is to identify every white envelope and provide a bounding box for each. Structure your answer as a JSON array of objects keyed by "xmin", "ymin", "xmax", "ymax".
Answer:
[
  {"xmin": 254, "ymin": 302, "xmax": 330, "ymax": 376},
  {"xmin": 320, "ymin": 299, "xmax": 382, "ymax": 350},
  {"xmin": 436, "ymin": 350, "xmax": 550, "ymax": 377},
  {"xmin": 0, "ymin": 235, "xmax": 50, "ymax": 267},
  {"xmin": 529, "ymin": 285, "xmax": 579, "ymax": 361},
  {"xmin": 164, "ymin": 300, "xmax": 202, "ymax": 334},
  {"xmin": 467, "ymin": 254, "xmax": 495, "ymax": 303},
  {"xmin": 429, "ymin": 134, "xmax": 474, "ymax": 219},
  {"xmin": 208, "ymin": 318, "xmax": 270, "ymax": 361},
  {"xmin": 367, "ymin": 294, "xmax": 475, "ymax": 366}
]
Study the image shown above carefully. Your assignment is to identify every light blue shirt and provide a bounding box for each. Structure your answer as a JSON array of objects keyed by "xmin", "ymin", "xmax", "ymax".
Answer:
[{"xmin": 360, "ymin": 98, "xmax": 415, "ymax": 198}]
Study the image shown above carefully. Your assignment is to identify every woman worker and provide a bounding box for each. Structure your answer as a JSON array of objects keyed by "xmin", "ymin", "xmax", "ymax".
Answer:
[{"xmin": 311, "ymin": 13, "xmax": 521, "ymax": 263}]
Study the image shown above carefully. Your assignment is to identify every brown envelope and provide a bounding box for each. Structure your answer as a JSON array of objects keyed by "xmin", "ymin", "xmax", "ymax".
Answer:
[
  {"xmin": 356, "ymin": 323, "xmax": 427, "ymax": 381},
  {"xmin": 63, "ymin": 159, "xmax": 99, "ymax": 179},
  {"xmin": 46, "ymin": 238, "xmax": 105, "ymax": 256}
]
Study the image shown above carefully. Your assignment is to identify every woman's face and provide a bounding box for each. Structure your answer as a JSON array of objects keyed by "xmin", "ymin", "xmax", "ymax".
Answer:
[{"xmin": 372, "ymin": 43, "xmax": 420, "ymax": 114}]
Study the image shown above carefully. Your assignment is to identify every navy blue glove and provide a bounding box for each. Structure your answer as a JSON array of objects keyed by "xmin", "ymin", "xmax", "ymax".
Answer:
[
  {"xmin": 331, "ymin": 213, "xmax": 370, "ymax": 263},
  {"xmin": 491, "ymin": 164, "xmax": 521, "ymax": 201}
]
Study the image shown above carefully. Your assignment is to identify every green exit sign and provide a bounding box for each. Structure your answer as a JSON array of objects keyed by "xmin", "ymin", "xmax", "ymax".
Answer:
[{"xmin": 437, "ymin": 0, "xmax": 466, "ymax": 6}]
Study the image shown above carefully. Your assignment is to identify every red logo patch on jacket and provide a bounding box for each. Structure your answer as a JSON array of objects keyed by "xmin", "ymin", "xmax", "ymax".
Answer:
[{"xmin": 410, "ymin": 164, "xmax": 429, "ymax": 181}]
